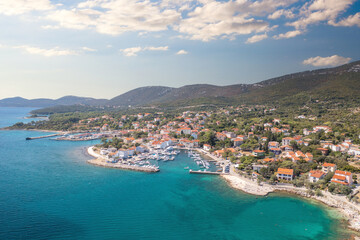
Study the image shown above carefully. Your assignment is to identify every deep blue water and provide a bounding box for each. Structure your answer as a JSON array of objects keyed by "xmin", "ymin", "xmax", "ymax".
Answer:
[{"xmin": 0, "ymin": 107, "xmax": 352, "ymax": 239}]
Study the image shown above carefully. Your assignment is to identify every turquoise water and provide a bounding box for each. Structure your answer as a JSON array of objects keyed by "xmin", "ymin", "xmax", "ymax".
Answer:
[{"xmin": 0, "ymin": 108, "xmax": 352, "ymax": 239}]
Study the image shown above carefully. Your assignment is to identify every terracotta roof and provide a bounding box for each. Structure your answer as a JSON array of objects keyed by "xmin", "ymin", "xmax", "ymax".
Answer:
[
  {"xmin": 263, "ymin": 158, "xmax": 275, "ymax": 162},
  {"xmin": 253, "ymin": 150, "xmax": 265, "ymax": 153},
  {"xmin": 332, "ymin": 175, "xmax": 346, "ymax": 181},
  {"xmin": 323, "ymin": 162, "xmax": 336, "ymax": 167},
  {"xmin": 309, "ymin": 170, "xmax": 325, "ymax": 178},
  {"xmin": 331, "ymin": 180, "xmax": 348, "ymax": 185},
  {"xmin": 335, "ymin": 170, "xmax": 352, "ymax": 176},
  {"xmin": 277, "ymin": 168, "xmax": 294, "ymax": 175}
]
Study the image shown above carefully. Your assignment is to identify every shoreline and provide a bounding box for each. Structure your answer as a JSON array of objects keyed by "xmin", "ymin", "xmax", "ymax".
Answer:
[
  {"xmin": 221, "ymin": 172, "xmax": 360, "ymax": 233},
  {"xmin": 0, "ymin": 128, "xmax": 65, "ymax": 134},
  {"xmin": 193, "ymin": 149, "xmax": 360, "ymax": 234}
]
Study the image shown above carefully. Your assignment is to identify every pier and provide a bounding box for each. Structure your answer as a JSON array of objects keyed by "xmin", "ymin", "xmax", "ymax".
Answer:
[
  {"xmin": 189, "ymin": 170, "xmax": 228, "ymax": 175},
  {"xmin": 26, "ymin": 133, "xmax": 61, "ymax": 140},
  {"xmin": 88, "ymin": 159, "xmax": 160, "ymax": 173}
]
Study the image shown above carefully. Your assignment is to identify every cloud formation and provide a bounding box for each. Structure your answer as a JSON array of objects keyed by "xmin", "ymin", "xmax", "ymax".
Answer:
[
  {"xmin": 303, "ymin": 55, "xmax": 351, "ymax": 67},
  {"xmin": 120, "ymin": 46, "xmax": 169, "ymax": 57},
  {"xmin": 246, "ymin": 33, "xmax": 268, "ymax": 43},
  {"xmin": 82, "ymin": 47, "xmax": 97, "ymax": 52},
  {"xmin": 45, "ymin": 1, "xmax": 180, "ymax": 35},
  {"xmin": 176, "ymin": 50, "xmax": 188, "ymax": 55},
  {"xmin": 14, "ymin": 45, "xmax": 78, "ymax": 57},
  {"xmin": 0, "ymin": 0, "xmax": 54, "ymax": 16},
  {"xmin": 273, "ymin": 30, "xmax": 302, "ymax": 39},
  {"xmin": 0, "ymin": 0, "xmax": 358, "ymax": 43},
  {"xmin": 329, "ymin": 12, "xmax": 360, "ymax": 27},
  {"xmin": 285, "ymin": 0, "xmax": 356, "ymax": 37}
]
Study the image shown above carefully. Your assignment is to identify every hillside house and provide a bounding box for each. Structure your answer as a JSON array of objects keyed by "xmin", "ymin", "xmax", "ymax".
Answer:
[
  {"xmin": 276, "ymin": 168, "xmax": 294, "ymax": 181},
  {"xmin": 309, "ymin": 170, "xmax": 326, "ymax": 183},
  {"xmin": 331, "ymin": 170, "xmax": 353, "ymax": 185}
]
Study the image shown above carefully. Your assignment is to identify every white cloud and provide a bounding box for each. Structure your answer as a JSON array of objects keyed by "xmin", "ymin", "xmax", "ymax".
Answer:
[
  {"xmin": 268, "ymin": 9, "xmax": 295, "ymax": 19},
  {"xmin": 176, "ymin": 49, "xmax": 188, "ymax": 55},
  {"xmin": 0, "ymin": 0, "xmax": 54, "ymax": 16},
  {"xmin": 45, "ymin": 1, "xmax": 180, "ymax": 36},
  {"xmin": 273, "ymin": 30, "xmax": 302, "ymax": 39},
  {"xmin": 329, "ymin": 12, "xmax": 360, "ymax": 27},
  {"xmin": 303, "ymin": 55, "xmax": 351, "ymax": 67},
  {"xmin": 40, "ymin": 0, "xmax": 299, "ymax": 41},
  {"xmin": 45, "ymin": 8, "xmax": 100, "ymax": 30},
  {"xmin": 175, "ymin": 1, "xmax": 271, "ymax": 41},
  {"xmin": 14, "ymin": 45, "xmax": 78, "ymax": 57},
  {"xmin": 82, "ymin": 47, "xmax": 97, "ymax": 52},
  {"xmin": 120, "ymin": 46, "xmax": 169, "ymax": 57},
  {"xmin": 246, "ymin": 33, "xmax": 268, "ymax": 43},
  {"xmin": 120, "ymin": 47, "xmax": 142, "ymax": 57},
  {"xmin": 144, "ymin": 46, "xmax": 169, "ymax": 51},
  {"xmin": 0, "ymin": 0, "xmax": 359, "ymax": 43},
  {"xmin": 287, "ymin": 0, "xmax": 356, "ymax": 30}
]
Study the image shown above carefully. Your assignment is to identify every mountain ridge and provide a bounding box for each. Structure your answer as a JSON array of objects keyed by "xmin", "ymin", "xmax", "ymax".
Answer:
[{"xmin": 1, "ymin": 60, "xmax": 359, "ymax": 108}]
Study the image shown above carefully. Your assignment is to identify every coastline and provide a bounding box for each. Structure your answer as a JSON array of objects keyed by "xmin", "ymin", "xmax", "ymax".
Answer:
[
  {"xmin": 194, "ymin": 149, "xmax": 360, "ymax": 234},
  {"xmin": 0, "ymin": 128, "xmax": 65, "ymax": 134},
  {"xmin": 221, "ymin": 171, "xmax": 360, "ymax": 233}
]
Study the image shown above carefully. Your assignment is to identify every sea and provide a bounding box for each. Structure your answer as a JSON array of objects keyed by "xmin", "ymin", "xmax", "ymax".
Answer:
[{"xmin": 0, "ymin": 107, "xmax": 354, "ymax": 240}]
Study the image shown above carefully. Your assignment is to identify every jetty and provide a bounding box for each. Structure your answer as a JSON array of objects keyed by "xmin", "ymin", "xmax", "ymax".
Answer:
[
  {"xmin": 26, "ymin": 133, "xmax": 61, "ymax": 140},
  {"xmin": 88, "ymin": 159, "xmax": 160, "ymax": 173},
  {"xmin": 189, "ymin": 170, "xmax": 228, "ymax": 175}
]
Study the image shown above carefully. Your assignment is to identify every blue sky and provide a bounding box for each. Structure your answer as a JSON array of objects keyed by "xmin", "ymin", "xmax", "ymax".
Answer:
[{"xmin": 0, "ymin": 0, "xmax": 359, "ymax": 99}]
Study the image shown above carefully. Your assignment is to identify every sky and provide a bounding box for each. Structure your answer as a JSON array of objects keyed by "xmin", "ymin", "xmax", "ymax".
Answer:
[{"xmin": 0, "ymin": 0, "xmax": 359, "ymax": 100}]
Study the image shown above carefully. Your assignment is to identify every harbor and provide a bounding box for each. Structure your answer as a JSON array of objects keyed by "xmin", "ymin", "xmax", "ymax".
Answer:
[
  {"xmin": 87, "ymin": 145, "xmax": 227, "ymax": 174},
  {"xmin": 87, "ymin": 146, "xmax": 160, "ymax": 173}
]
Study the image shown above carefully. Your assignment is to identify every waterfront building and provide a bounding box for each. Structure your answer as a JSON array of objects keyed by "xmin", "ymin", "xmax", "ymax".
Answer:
[{"xmin": 276, "ymin": 168, "xmax": 294, "ymax": 181}]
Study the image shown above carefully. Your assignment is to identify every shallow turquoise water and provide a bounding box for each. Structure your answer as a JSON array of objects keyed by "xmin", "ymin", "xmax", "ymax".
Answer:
[{"xmin": 0, "ymin": 107, "xmax": 352, "ymax": 239}]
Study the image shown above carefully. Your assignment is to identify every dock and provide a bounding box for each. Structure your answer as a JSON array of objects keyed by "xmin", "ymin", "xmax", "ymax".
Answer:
[
  {"xmin": 189, "ymin": 170, "xmax": 228, "ymax": 175},
  {"xmin": 88, "ymin": 159, "xmax": 160, "ymax": 173},
  {"xmin": 26, "ymin": 133, "xmax": 61, "ymax": 140}
]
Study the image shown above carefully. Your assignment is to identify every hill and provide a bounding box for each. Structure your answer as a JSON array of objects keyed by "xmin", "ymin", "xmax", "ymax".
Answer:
[
  {"xmin": 0, "ymin": 95, "xmax": 108, "ymax": 107},
  {"xmin": 108, "ymin": 86, "xmax": 173, "ymax": 107},
  {"xmin": 2, "ymin": 60, "xmax": 359, "ymax": 110},
  {"xmin": 106, "ymin": 60, "xmax": 360, "ymax": 108}
]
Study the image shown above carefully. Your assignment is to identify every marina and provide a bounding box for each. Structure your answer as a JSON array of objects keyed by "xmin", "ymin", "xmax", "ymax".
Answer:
[{"xmin": 87, "ymin": 145, "xmax": 224, "ymax": 174}]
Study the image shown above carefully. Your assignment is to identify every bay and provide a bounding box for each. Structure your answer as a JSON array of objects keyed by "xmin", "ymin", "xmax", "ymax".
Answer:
[{"xmin": 0, "ymin": 107, "xmax": 352, "ymax": 239}]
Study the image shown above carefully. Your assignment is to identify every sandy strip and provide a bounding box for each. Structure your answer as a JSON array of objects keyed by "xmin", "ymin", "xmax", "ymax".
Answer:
[
  {"xmin": 87, "ymin": 146, "xmax": 100, "ymax": 158},
  {"xmin": 221, "ymin": 175, "xmax": 273, "ymax": 196}
]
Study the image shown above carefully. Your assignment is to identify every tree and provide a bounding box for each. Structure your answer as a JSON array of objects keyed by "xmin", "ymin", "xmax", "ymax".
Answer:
[{"xmin": 199, "ymin": 131, "xmax": 216, "ymax": 146}]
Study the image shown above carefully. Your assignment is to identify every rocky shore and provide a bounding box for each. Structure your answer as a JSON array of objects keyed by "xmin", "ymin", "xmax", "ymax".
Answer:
[{"xmin": 221, "ymin": 172, "xmax": 360, "ymax": 233}]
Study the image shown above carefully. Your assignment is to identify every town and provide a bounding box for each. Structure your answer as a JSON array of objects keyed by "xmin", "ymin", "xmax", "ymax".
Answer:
[
  {"xmin": 44, "ymin": 107, "xmax": 360, "ymax": 197},
  {"xmin": 14, "ymin": 105, "xmax": 360, "ymax": 231}
]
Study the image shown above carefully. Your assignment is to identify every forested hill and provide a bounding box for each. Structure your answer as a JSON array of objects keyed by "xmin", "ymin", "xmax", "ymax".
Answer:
[
  {"xmin": 2, "ymin": 60, "xmax": 359, "ymax": 111},
  {"xmin": 0, "ymin": 96, "xmax": 108, "ymax": 108}
]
